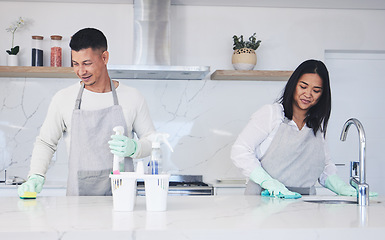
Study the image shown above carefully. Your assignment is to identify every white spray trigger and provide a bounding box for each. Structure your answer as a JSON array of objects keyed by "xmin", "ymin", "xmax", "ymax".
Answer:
[
  {"xmin": 113, "ymin": 126, "xmax": 125, "ymax": 135},
  {"xmin": 149, "ymin": 133, "xmax": 173, "ymax": 152}
]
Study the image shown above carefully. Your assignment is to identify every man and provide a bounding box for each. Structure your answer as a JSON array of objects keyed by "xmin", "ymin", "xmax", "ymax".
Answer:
[{"xmin": 18, "ymin": 28, "xmax": 155, "ymax": 196}]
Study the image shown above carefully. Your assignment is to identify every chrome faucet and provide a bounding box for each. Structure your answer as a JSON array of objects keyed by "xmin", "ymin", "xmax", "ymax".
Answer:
[{"xmin": 340, "ymin": 118, "xmax": 369, "ymax": 206}]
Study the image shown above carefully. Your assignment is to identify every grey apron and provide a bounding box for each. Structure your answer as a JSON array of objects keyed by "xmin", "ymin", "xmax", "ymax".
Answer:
[
  {"xmin": 66, "ymin": 79, "xmax": 134, "ymax": 196},
  {"xmin": 245, "ymin": 118, "xmax": 325, "ymax": 195}
]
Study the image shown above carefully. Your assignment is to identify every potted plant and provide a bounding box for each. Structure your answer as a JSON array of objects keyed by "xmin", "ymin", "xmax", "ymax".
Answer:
[
  {"xmin": 232, "ymin": 33, "xmax": 261, "ymax": 70},
  {"xmin": 6, "ymin": 17, "xmax": 25, "ymax": 66}
]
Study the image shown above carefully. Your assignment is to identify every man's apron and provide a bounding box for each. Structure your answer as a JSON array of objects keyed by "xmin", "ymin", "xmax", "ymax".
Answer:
[
  {"xmin": 245, "ymin": 118, "xmax": 325, "ymax": 195},
  {"xmin": 66, "ymin": 79, "xmax": 134, "ymax": 196}
]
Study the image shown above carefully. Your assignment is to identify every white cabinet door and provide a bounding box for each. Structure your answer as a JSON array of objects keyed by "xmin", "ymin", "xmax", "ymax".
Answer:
[{"xmin": 325, "ymin": 50, "xmax": 385, "ymax": 196}]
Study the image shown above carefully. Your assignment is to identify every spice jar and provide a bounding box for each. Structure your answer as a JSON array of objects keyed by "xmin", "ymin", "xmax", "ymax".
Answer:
[
  {"xmin": 50, "ymin": 35, "xmax": 62, "ymax": 67},
  {"xmin": 31, "ymin": 35, "xmax": 44, "ymax": 66}
]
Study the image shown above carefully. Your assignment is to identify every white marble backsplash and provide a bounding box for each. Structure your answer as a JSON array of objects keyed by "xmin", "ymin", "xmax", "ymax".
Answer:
[{"xmin": 0, "ymin": 77, "xmax": 286, "ymax": 184}]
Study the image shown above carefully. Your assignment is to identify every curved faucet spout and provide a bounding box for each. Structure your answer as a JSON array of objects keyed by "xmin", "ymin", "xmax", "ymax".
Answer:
[
  {"xmin": 340, "ymin": 118, "xmax": 366, "ymax": 184},
  {"xmin": 340, "ymin": 118, "xmax": 369, "ymax": 206}
]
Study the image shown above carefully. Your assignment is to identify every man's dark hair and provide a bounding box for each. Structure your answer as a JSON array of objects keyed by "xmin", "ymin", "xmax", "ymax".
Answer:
[{"xmin": 69, "ymin": 28, "xmax": 107, "ymax": 52}]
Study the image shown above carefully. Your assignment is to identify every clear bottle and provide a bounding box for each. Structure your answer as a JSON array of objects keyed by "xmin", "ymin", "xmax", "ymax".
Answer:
[
  {"xmin": 31, "ymin": 35, "xmax": 44, "ymax": 66},
  {"xmin": 50, "ymin": 35, "xmax": 62, "ymax": 67},
  {"xmin": 148, "ymin": 133, "xmax": 173, "ymax": 175},
  {"xmin": 150, "ymin": 142, "xmax": 162, "ymax": 174}
]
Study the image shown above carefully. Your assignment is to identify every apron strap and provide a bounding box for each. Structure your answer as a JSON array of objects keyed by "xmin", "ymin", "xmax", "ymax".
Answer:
[
  {"xmin": 74, "ymin": 79, "xmax": 119, "ymax": 110},
  {"xmin": 110, "ymin": 78, "xmax": 119, "ymax": 105},
  {"xmin": 74, "ymin": 82, "xmax": 85, "ymax": 109}
]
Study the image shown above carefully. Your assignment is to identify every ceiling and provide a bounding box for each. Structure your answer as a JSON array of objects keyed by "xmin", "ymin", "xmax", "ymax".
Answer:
[{"xmin": 2, "ymin": 0, "xmax": 385, "ymax": 10}]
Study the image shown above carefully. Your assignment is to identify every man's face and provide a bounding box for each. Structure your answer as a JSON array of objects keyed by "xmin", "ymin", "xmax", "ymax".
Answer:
[{"xmin": 71, "ymin": 48, "xmax": 108, "ymax": 87}]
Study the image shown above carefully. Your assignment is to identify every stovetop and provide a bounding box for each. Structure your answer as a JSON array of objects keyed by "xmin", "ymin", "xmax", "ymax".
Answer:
[{"xmin": 136, "ymin": 174, "xmax": 214, "ymax": 196}]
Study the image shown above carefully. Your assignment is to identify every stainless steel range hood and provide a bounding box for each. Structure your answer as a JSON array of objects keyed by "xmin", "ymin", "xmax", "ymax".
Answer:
[
  {"xmin": 108, "ymin": 65, "xmax": 210, "ymax": 80},
  {"xmin": 108, "ymin": 0, "xmax": 210, "ymax": 80}
]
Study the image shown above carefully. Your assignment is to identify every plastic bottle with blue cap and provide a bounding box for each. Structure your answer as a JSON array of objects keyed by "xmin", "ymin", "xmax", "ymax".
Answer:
[{"xmin": 148, "ymin": 133, "xmax": 173, "ymax": 174}]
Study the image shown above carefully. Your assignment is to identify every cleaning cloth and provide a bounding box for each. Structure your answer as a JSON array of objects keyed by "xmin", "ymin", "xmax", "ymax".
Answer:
[{"xmin": 261, "ymin": 189, "xmax": 302, "ymax": 199}]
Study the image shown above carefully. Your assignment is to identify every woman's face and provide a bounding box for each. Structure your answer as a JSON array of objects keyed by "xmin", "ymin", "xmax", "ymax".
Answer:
[{"xmin": 293, "ymin": 73, "xmax": 323, "ymax": 113}]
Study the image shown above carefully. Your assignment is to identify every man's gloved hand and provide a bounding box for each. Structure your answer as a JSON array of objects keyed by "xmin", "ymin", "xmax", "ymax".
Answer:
[
  {"xmin": 17, "ymin": 174, "xmax": 45, "ymax": 197},
  {"xmin": 108, "ymin": 135, "xmax": 138, "ymax": 157},
  {"xmin": 325, "ymin": 174, "xmax": 378, "ymax": 197},
  {"xmin": 250, "ymin": 167, "xmax": 302, "ymax": 199}
]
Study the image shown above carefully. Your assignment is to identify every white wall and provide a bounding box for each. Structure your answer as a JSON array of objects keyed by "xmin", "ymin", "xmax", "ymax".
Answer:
[
  {"xmin": 1, "ymin": 1, "xmax": 385, "ymax": 194},
  {"xmin": 1, "ymin": 2, "xmax": 384, "ymax": 68}
]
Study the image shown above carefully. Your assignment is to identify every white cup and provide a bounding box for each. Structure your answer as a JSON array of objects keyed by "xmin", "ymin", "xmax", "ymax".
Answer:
[
  {"xmin": 110, "ymin": 172, "xmax": 137, "ymax": 211},
  {"xmin": 144, "ymin": 174, "xmax": 170, "ymax": 211}
]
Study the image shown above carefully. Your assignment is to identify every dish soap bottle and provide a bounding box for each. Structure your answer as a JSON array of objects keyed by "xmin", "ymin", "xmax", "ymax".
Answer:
[{"xmin": 149, "ymin": 133, "xmax": 173, "ymax": 175}]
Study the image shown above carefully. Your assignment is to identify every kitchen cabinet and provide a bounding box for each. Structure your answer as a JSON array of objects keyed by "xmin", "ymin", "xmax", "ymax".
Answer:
[
  {"xmin": 210, "ymin": 179, "xmax": 246, "ymax": 195},
  {"xmin": 214, "ymin": 186, "xmax": 245, "ymax": 195}
]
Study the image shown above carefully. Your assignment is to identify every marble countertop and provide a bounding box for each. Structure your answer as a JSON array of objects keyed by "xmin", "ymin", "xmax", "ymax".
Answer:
[{"xmin": 1, "ymin": 195, "xmax": 384, "ymax": 240}]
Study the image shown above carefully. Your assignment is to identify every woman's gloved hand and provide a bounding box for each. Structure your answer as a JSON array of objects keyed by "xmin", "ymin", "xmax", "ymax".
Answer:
[
  {"xmin": 17, "ymin": 174, "xmax": 45, "ymax": 197},
  {"xmin": 325, "ymin": 174, "xmax": 378, "ymax": 197},
  {"xmin": 108, "ymin": 135, "xmax": 138, "ymax": 157},
  {"xmin": 250, "ymin": 167, "xmax": 302, "ymax": 199}
]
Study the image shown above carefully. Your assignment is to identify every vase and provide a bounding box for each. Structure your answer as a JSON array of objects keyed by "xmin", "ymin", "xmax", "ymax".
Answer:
[
  {"xmin": 7, "ymin": 54, "xmax": 19, "ymax": 66},
  {"xmin": 232, "ymin": 48, "xmax": 257, "ymax": 70}
]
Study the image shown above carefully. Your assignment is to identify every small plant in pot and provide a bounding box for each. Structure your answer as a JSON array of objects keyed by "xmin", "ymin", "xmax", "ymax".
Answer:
[
  {"xmin": 232, "ymin": 33, "xmax": 261, "ymax": 70},
  {"xmin": 5, "ymin": 17, "xmax": 25, "ymax": 66}
]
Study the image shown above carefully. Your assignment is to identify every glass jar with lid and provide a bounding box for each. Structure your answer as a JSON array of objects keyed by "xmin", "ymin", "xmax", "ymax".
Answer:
[
  {"xmin": 50, "ymin": 35, "xmax": 62, "ymax": 67},
  {"xmin": 32, "ymin": 35, "xmax": 44, "ymax": 66}
]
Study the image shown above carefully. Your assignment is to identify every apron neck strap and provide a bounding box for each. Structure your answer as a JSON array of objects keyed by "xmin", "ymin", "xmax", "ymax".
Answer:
[
  {"xmin": 110, "ymin": 78, "xmax": 119, "ymax": 105},
  {"xmin": 74, "ymin": 78, "xmax": 119, "ymax": 109}
]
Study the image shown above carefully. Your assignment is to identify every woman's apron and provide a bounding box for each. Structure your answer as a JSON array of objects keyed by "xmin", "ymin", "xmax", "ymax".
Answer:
[
  {"xmin": 66, "ymin": 79, "xmax": 134, "ymax": 196},
  {"xmin": 245, "ymin": 118, "xmax": 325, "ymax": 195}
]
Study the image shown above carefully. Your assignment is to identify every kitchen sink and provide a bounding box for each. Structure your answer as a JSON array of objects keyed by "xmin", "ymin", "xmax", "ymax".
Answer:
[
  {"xmin": 302, "ymin": 196, "xmax": 381, "ymax": 205},
  {"xmin": 303, "ymin": 199, "xmax": 357, "ymax": 204}
]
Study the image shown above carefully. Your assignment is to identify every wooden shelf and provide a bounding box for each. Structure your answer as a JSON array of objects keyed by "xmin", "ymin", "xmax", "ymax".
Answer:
[
  {"xmin": 0, "ymin": 66, "xmax": 210, "ymax": 80},
  {"xmin": 0, "ymin": 67, "xmax": 293, "ymax": 81},
  {"xmin": 0, "ymin": 66, "xmax": 77, "ymax": 78},
  {"xmin": 210, "ymin": 70, "xmax": 293, "ymax": 81}
]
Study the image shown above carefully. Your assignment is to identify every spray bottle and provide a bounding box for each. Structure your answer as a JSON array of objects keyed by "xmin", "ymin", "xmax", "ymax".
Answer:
[
  {"xmin": 148, "ymin": 133, "xmax": 173, "ymax": 174},
  {"xmin": 112, "ymin": 126, "xmax": 125, "ymax": 174}
]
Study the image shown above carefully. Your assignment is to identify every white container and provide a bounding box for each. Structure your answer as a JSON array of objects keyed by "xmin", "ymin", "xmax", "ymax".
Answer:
[
  {"xmin": 144, "ymin": 174, "xmax": 170, "ymax": 211},
  {"xmin": 7, "ymin": 54, "xmax": 18, "ymax": 66},
  {"xmin": 110, "ymin": 172, "xmax": 137, "ymax": 211}
]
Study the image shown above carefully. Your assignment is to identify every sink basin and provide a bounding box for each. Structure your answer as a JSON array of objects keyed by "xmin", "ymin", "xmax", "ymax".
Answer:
[
  {"xmin": 303, "ymin": 199, "xmax": 357, "ymax": 204},
  {"xmin": 302, "ymin": 196, "xmax": 360, "ymax": 205}
]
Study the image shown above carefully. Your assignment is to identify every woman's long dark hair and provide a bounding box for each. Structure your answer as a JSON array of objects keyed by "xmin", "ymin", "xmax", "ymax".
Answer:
[{"xmin": 279, "ymin": 59, "xmax": 331, "ymax": 137}]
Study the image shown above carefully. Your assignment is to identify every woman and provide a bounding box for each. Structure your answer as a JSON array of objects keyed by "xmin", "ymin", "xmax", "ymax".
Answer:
[{"xmin": 231, "ymin": 59, "xmax": 358, "ymax": 198}]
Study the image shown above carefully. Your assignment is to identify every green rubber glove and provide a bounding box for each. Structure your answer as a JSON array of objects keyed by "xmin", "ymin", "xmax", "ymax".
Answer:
[
  {"xmin": 325, "ymin": 174, "xmax": 378, "ymax": 197},
  {"xmin": 108, "ymin": 135, "xmax": 137, "ymax": 157},
  {"xmin": 250, "ymin": 167, "xmax": 302, "ymax": 199},
  {"xmin": 17, "ymin": 174, "xmax": 45, "ymax": 197}
]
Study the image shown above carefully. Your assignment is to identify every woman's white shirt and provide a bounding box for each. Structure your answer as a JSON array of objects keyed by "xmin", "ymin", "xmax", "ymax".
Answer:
[{"xmin": 230, "ymin": 103, "xmax": 336, "ymax": 186}]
